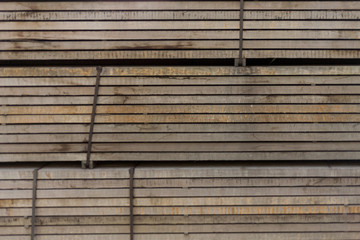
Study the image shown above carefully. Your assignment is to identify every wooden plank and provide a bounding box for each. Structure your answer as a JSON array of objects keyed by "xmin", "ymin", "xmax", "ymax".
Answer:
[
  {"xmin": 1, "ymin": 179, "xmax": 128, "ymax": 189},
  {"xmin": 2, "ymin": 40, "xmax": 360, "ymax": 50},
  {"xmin": 98, "ymin": 76, "xmax": 360, "ymax": 86},
  {"xmin": 2, "ymin": 50, "xmax": 360, "ymax": 60},
  {"xmin": 134, "ymin": 165, "xmax": 360, "ymax": 178},
  {"xmin": 5, "ymin": 142, "xmax": 355, "ymax": 153},
  {"xmin": 6, "ymin": 152, "xmax": 360, "ymax": 162},
  {"xmin": 2, "ymin": 215, "xmax": 359, "ymax": 227},
  {"xmin": 91, "ymin": 133, "xmax": 360, "ymax": 142},
  {"xmin": 2, "ymin": 133, "xmax": 360, "ymax": 143},
  {"xmin": 0, "ymin": 66, "xmax": 357, "ymax": 77},
  {"xmin": 2, "ymin": 85, "xmax": 360, "ymax": 96},
  {"xmin": 48, "ymin": 233, "xmax": 360, "ymax": 240},
  {"xmin": 90, "ymin": 142, "xmax": 360, "ymax": 152},
  {"xmin": 0, "ymin": 134, "xmax": 88, "ymax": 143},
  {"xmin": 1, "ymin": 144, "xmax": 86, "ymax": 153},
  {"xmin": 0, "ymin": 1, "xmax": 358, "ymax": 10},
  {"xmin": 1, "ymin": 10, "xmax": 360, "ymax": 21},
  {"xmin": 2, "ymin": 205, "xmax": 360, "ymax": 217},
  {"xmin": 4, "ymin": 105, "xmax": 360, "ymax": 115},
  {"xmin": 3, "ymin": 75, "xmax": 360, "ymax": 87},
  {"xmin": 3, "ymin": 95, "xmax": 360, "ymax": 105},
  {"xmin": 101, "ymin": 66, "xmax": 360, "ymax": 76},
  {"xmin": 2, "ymin": 187, "xmax": 359, "ymax": 199},
  {"xmin": 2, "ymin": 223, "xmax": 360, "ymax": 235},
  {"xmin": 0, "ymin": 153, "xmax": 85, "ymax": 162},
  {"xmin": 0, "ymin": 77, "xmax": 95, "ymax": 87},
  {"xmin": 2, "ymin": 21, "xmax": 360, "ymax": 30},
  {"xmin": 2, "ymin": 177, "xmax": 360, "ymax": 189},
  {"xmin": 245, "ymin": 50, "xmax": 360, "ymax": 59},
  {"xmin": 91, "ymin": 152, "xmax": 360, "ymax": 161},
  {"xmin": 2, "ymin": 196, "xmax": 360, "ymax": 208},
  {"xmin": 2, "ymin": 30, "xmax": 359, "ymax": 40},
  {"xmin": 97, "ymin": 95, "xmax": 360, "ymax": 104},
  {"xmin": 0, "ymin": 96, "xmax": 93, "ymax": 105},
  {"xmin": 3, "ymin": 123, "xmax": 360, "ymax": 134},
  {"xmin": 0, "ymin": 40, "xmax": 240, "ymax": 51},
  {"xmin": 0, "ymin": 236, "xmax": 125, "ymax": 240},
  {"xmin": 2, "ymin": 114, "xmax": 360, "ymax": 124}
]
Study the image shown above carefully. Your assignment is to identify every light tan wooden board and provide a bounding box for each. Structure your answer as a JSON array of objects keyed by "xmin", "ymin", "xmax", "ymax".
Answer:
[
  {"xmin": 3, "ymin": 105, "xmax": 360, "ymax": 115},
  {"xmin": 2, "ymin": 123, "xmax": 360, "ymax": 134},
  {"xmin": 2, "ymin": 114, "xmax": 360, "ymax": 124},
  {"xmin": 2, "ymin": 30, "xmax": 359, "ymax": 40},
  {"xmin": 2, "ymin": 75, "xmax": 360, "ymax": 86},
  {"xmin": 0, "ymin": 66, "xmax": 358, "ymax": 77},
  {"xmin": 2, "ymin": 50, "xmax": 360, "ymax": 60},
  {"xmin": 3, "ymin": 95, "xmax": 360, "ymax": 105},
  {"xmin": 2, "ymin": 40, "xmax": 360, "ymax": 50},
  {"xmin": 1, "ymin": 223, "xmax": 360, "ymax": 235},
  {"xmin": 2, "ymin": 215, "xmax": 359, "ymax": 227},
  {"xmin": 2, "ymin": 196, "xmax": 360, "ymax": 208},
  {"xmin": 2, "ymin": 205, "xmax": 360, "ymax": 217},
  {"xmin": 2, "ymin": 133, "xmax": 360, "ymax": 143},
  {"xmin": 2, "ymin": 10, "xmax": 360, "ymax": 21},
  {"xmin": 2, "ymin": 152, "xmax": 360, "ymax": 162},
  {"xmin": 2, "ymin": 142, "xmax": 359, "ymax": 153},
  {"xmin": 1, "ymin": 1, "xmax": 359, "ymax": 11},
  {"xmin": 2, "ymin": 86, "xmax": 360, "ymax": 96}
]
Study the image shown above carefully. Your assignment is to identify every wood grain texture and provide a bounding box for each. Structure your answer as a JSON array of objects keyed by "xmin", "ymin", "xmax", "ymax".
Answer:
[
  {"xmin": 0, "ymin": 1, "xmax": 359, "ymax": 59},
  {"xmin": 1, "ymin": 164, "xmax": 360, "ymax": 239},
  {"xmin": 1, "ymin": 66, "xmax": 359, "ymax": 163}
]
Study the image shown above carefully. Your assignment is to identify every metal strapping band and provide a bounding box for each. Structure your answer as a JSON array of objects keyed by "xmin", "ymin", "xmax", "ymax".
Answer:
[
  {"xmin": 236, "ymin": 0, "xmax": 246, "ymax": 66},
  {"xmin": 129, "ymin": 166, "xmax": 135, "ymax": 240},
  {"xmin": 84, "ymin": 66, "xmax": 103, "ymax": 168},
  {"xmin": 31, "ymin": 165, "xmax": 45, "ymax": 240}
]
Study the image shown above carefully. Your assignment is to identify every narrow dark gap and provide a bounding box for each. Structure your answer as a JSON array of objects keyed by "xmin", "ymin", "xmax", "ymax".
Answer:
[{"xmin": 1, "ymin": 58, "xmax": 360, "ymax": 67}]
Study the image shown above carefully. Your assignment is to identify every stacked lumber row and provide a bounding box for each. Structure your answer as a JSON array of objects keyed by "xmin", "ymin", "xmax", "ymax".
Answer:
[
  {"xmin": 1, "ymin": 163, "xmax": 360, "ymax": 239},
  {"xmin": 0, "ymin": 164, "xmax": 131, "ymax": 240},
  {"xmin": 0, "ymin": 1, "xmax": 359, "ymax": 60},
  {"xmin": 0, "ymin": 67, "xmax": 98, "ymax": 163},
  {"xmin": 1, "ymin": 66, "xmax": 360, "ymax": 163}
]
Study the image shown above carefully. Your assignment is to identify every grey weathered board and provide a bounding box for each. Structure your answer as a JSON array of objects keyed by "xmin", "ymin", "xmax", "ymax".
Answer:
[
  {"xmin": 0, "ymin": 66, "xmax": 359, "ymax": 164},
  {"xmin": 0, "ymin": 163, "xmax": 359, "ymax": 239},
  {"xmin": 0, "ymin": 1, "xmax": 359, "ymax": 60}
]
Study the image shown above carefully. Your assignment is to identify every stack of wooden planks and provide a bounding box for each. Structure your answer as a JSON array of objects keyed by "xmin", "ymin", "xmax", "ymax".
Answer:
[
  {"xmin": 0, "ymin": 164, "xmax": 131, "ymax": 240},
  {"xmin": 1, "ymin": 66, "xmax": 360, "ymax": 164},
  {"xmin": 1, "ymin": 163, "xmax": 359, "ymax": 239},
  {"xmin": 0, "ymin": 1, "xmax": 359, "ymax": 60}
]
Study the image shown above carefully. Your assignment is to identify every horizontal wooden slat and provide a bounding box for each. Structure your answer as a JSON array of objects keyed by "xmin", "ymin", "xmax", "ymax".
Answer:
[
  {"xmin": 3, "ymin": 95, "xmax": 360, "ymax": 105},
  {"xmin": 2, "ymin": 142, "xmax": 359, "ymax": 153},
  {"xmin": 3, "ymin": 105, "xmax": 360, "ymax": 115},
  {"xmin": 0, "ymin": 66, "xmax": 357, "ymax": 77},
  {"xmin": 2, "ymin": 195, "xmax": 360, "ymax": 208},
  {"xmin": 1, "ymin": 1, "xmax": 358, "ymax": 10},
  {"xmin": 1, "ymin": 11, "xmax": 360, "ymax": 21},
  {"xmin": 2, "ymin": 50, "xmax": 360, "ymax": 60},
  {"xmin": 2, "ymin": 133, "xmax": 360, "ymax": 143},
  {"xmin": 2, "ymin": 30, "xmax": 359, "ymax": 41},
  {"xmin": 2, "ymin": 40, "xmax": 360, "ymax": 51},
  {"xmin": 2, "ymin": 214, "xmax": 360, "ymax": 227},
  {"xmin": 2, "ymin": 123, "xmax": 359, "ymax": 134},
  {"xmin": 2, "ymin": 114, "xmax": 360, "ymax": 124},
  {"xmin": 2, "ymin": 86, "xmax": 360, "ymax": 96}
]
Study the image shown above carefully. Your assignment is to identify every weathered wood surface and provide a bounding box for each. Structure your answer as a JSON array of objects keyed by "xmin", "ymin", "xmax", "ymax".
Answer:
[
  {"xmin": 1, "ymin": 163, "xmax": 360, "ymax": 239},
  {"xmin": 0, "ymin": 1, "xmax": 359, "ymax": 59},
  {"xmin": 1, "ymin": 66, "xmax": 359, "ymax": 163}
]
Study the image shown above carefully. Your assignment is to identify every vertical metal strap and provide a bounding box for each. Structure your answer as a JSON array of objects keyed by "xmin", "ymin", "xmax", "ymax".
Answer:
[
  {"xmin": 129, "ymin": 167, "xmax": 135, "ymax": 240},
  {"xmin": 235, "ymin": 0, "xmax": 246, "ymax": 67},
  {"xmin": 84, "ymin": 66, "xmax": 103, "ymax": 169},
  {"xmin": 30, "ymin": 168, "xmax": 39, "ymax": 240}
]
